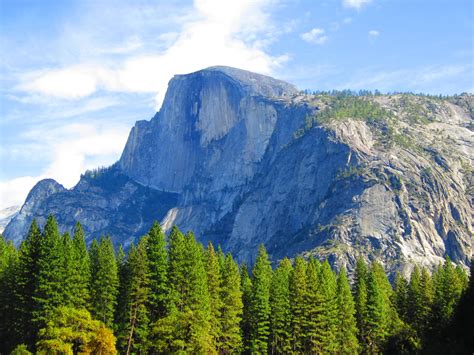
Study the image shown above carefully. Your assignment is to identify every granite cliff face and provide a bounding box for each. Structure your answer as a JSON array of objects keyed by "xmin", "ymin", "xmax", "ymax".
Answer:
[{"xmin": 5, "ymin": 66, "xmax": 473, "ymax": 275}]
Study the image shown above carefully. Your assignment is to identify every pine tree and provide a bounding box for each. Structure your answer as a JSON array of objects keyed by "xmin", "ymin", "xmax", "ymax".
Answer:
[
  {"xmin": 407, "ymin": 265, "xmax": 430, "ymax": 335},
  {"xmin": 353, "ymin": 257, "xmax": 369, "ymax": 350},
  {"xmin": 161, "ymin": 227, "xmax": 212, "ymax": 352},
  {"xmin": 33, "ymin": 216, "xmax": 67, "ymax": 329},
  {"xmin": 14, "ymin": 220, "xmax": 43, "ymax": 349},
  {"xmin": 306, "ymin": 260, "xmax": 337, "ymax": 353},
  {"xmin": 289, "ymin": 256, "xmax": 307, "ymax": 353},
  {"xmin": 60, "ymin": 232, "xmax": 75, "ymax": 307},
  {"xmin": 335, "ymin": 268, "xmax": 359, "ymax": 354},
  {"xmin": 394, "ymin": 272, "xmax": 409, "ymax": 323},
  {"xmin": 90, "ymin": 236, "xmax": 119, "ymax": 328},
  {"xmin": 433, "ymin": 257, "xmax": 464, "ymax": 327},
  {"xmin": 70, "ymin": 223, "xmax": 90, "ymax": 308},
  {"xmin": 366, "ymin": 266, "xmax": 391, "ymax": 353},
  {"xmin": 219, "ymin": 253, "xmax": 243, "ymax": 353},
  {"xmin": 269, "ymin": 258, "xmax": 292, "ymax": 354},
  {"xmin": 145, "ymin": 221, "xmax": 169, "ymax": 322},
  {"xmin": 250, "ymin": 244, "xmax": 272, "ymax": 354},
  {"xmin": 240, "ymin": 263, "xmax": 253, "ymax": 353},
  {"xmin": 206, "ymin": 242, "xmax": 223, "ymax": 350},
  {"xmin": 0, "ymin": 235, "xmax": 20, "ymax": 353},
  {"xmin": 183, "ymin": 232, "xmax": 212, "ymax": 352},
  {"xmin": 122, "ymin": 239, "xmax": 151, "ymax": 354}
]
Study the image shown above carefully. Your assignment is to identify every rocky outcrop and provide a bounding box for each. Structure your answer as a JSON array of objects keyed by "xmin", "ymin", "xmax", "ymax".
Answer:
[
  {"xmin": 5, "ymin": 165, "xmax": 178, "ymax": 248},
  {"xmin": 5, "ymin": 66, "xmax": 473, "ymax": 275}
]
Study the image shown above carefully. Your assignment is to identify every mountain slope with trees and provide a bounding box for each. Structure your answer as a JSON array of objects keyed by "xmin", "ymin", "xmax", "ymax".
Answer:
[{"xmin": 0, "ymin": 216, "xmax": 471, "ymax": 354}]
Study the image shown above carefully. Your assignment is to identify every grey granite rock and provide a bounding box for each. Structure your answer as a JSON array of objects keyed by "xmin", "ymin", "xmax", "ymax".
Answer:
[{"xmin": 5, "ymin": 66, "xmax": 473, "ymax": 276}]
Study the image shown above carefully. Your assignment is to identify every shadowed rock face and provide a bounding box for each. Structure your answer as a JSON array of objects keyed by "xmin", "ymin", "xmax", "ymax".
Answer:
[{"xmin": 5, "ymin": 66, "xmax": 473, "ymax": 275}]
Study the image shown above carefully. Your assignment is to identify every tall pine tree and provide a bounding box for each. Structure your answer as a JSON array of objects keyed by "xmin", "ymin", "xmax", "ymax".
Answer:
[
  {"xmin": 90, "ymin": 236, "xmax": 119, "ymax": 328},
  {"xmin": 250, "ymin": 244, "xmax": 272, "ymax": 354},
  {"xmin": 269, "ymin": 258, "xmax": 292, "ymax": 354},
  {"xmin": 335, "ymin": 268, "xmax": 359, "ymax": 354}
]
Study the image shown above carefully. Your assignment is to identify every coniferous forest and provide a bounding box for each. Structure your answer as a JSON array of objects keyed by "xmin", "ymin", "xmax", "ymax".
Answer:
[{"xmin": 0, "ymin": 216, "xmax": 472, "ymax": 354}]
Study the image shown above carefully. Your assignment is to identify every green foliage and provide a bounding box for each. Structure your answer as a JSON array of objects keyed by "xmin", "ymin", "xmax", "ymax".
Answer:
[
  {"xmin": 336, "ymin": 269, "xmax": 359, "ymax": 354},
  {"xmin": 250, "ymin": 244, "xmax": 273, "ymax": 354},
  {"xmin": 269, "ymin": 258, "xmax": 292, "ymax": 354},
  {"xmin": 146, "ymin": 221, "xmax": 169, "ymax": 322},
  {"xmin": 219, "ymin": 253, "xmax": 243, "ymax": 353},
  {"xmin": 316, "ymin": 96, "xmax": 392, "ymax": 124},
  {"xmin": 36, "ymin": 306, "xmax": 116, "ymax": 354},
  {"xmin": 206, "ymin": 242, "xmax": 223, "ymax": 350},
  {"xmin": 289, "ymin": 256, "xmax": 307, "ymax": 352},
  {"xmin": 240, "ymin": 263, "xmax": 253, "ymax": 353},
  {"xmin": 89, "ymin": 236, "xmax": 119, "ymax": 328},
  {"xmin": 1, "ymin": 219, "xmax": 471, "ymax": 354}
]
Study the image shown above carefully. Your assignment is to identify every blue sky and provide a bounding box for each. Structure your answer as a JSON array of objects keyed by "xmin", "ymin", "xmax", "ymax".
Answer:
[{"xmin": 0, "ymin": 0, "xmax": 473, "ymax": 209}]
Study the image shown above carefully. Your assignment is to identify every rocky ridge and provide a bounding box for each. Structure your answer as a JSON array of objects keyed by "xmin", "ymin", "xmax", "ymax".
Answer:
[{"xmin": 4, "ymin": 66, "xmax": 473, "ymax": 275}]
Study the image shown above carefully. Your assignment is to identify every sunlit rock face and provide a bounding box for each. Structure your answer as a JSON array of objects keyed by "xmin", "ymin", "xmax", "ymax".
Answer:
[{"xmin": 5, "ymin": 66, "xmax": 473, "ymax": 276}]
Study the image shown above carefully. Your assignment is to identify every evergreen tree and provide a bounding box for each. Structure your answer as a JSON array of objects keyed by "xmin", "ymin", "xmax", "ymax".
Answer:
[
  {"xmin": 122, "ymin": 240, "xmax": 151, "ymax": 354},
  {"xmin": 90, "ymin": 236, "xmax": 119, "ymax": 328},
  {"xmin": 145, "ymin": 221, "xmax": 169, "ymax": 322},
  {"xmin": 158, "ymin": 227, "xmax": 212, "ymax": 352},
  {"xmin": 366, "ymin": 265, "xmax": 391, "ymax": 353},
  {"xmin": 433, "ymin": 257, "xmax": 464, "ymax": 327},
  {"xmin": 353, "ymin": 257, "xmax": 369, "ymax": 350},
  {"xmin": 14, "ymin": 220, "xmax": 43, "ymax": 349},
  {"xmin": 407, "ymin": 265, "xmax": 423, "ymax": 330},
  {"xmin": 394, "ymin": 272, "xmax": 409, "ymax": 323},
  {"xmin": 60, "ymin": 232, "xmax": 75, "ymax": 307},
  {"xmin": 250, "ymin": 244, "xmax": 272, "ymax": 354},
  {"xmin": 306, "ymin": 260, "xmax": 337, "ymax": 353},
  {"xmin": 289, "ymin": 256, "xmax": 307, "ymax": 353},
  {"xmin": 269, "ymin": 258, "xmax": 292, "ymax": 354},
  {"xmin": 0, "ymin": 235, "xmax": 20, "ymax": 353},
  {"xmin": 206, "ymin": 242, "xmax": 223, "ymax": 350},
  {"xmin": 219, "ymin": 253, "xmax": 243, "ymax": 353},
  {"xmin": 70, "ymin": 223, "xmax": 90, "ymax": 308},
  {"xmin": 335, "ymin": 268, "xmax": 359, "ymax": 354},
  {"xmin": 240, "ymin": 263, "xmax": 253, "ymax": 353},
  {"xmin": 33, "ymin": 216, "xmax": 67, "ymax": 329}
]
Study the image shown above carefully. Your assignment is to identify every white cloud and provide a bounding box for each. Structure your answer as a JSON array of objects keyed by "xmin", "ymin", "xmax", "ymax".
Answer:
[
  {"xmin": 343, "ymin": 0, "xmax": 372, "ymax": 10},
  {"xmin": 3, "ymin": 0, "xmax": 290, "ymax": 210},
  {"xmin": 16, "ymin": 0, "xmax": 287, "ymax": 109},
  {"xmin": 369, "ymin": 30, "xmax": 380, "ymax": 37},
  {"xmin": 0, "ymin": 122, "xmax": 130, "ymax": 209},
  {"xmin": 301, "ymin": 28, "xmax": 328, "ymax": 45}
]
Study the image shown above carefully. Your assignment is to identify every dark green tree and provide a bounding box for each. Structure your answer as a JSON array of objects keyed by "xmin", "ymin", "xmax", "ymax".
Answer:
[
  {"xmin": 90, "ymin": 236, "xmax": 119, "ymax": 328},
  {"xmin": 290, "ymin": 256, "xmax": 307, "ymax": 353},
  {"xmin": 122, "ymin": 239, "xmax": 151, "ymax": 355},
  {"xmin": 250, "ymin": 244, "xmax": 272, "ymax": 354},
  {"xmin": 33, "ymin": 216, "xmax": 67, "ymax": 329},
  {"xmin": 145, "ymin": 221, "xmax": 169, "ymax": 322},
  {"xmin": 206, "ymin": 242, "xmax": 223, "ymax": 350},
  {"xmin": 353, "ymin": 257, "xmax": 369, "ymax": 350},
  {"xmin": 335, "ymin": 268, "xmax": 359, "ymax": 354},
  {"xmin": 269, "ymin": 258, "xmax": 292, "ymax": 354},
  {"xmin": 240, "ymin": 263, "xmax": 253, "ymax": 353},
  {"xmin": 70, "ymin": 223, "xmax": 90, "ymax": 308},
  {"xmin": 219, "ymin": 253, "xmax": 243, "ymax": 353}
]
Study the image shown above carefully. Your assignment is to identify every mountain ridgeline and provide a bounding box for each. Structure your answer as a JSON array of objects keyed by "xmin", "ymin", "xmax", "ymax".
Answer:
[{"xmin": 4, "ymin": 66, "xmax": 473, "ymax": 275}]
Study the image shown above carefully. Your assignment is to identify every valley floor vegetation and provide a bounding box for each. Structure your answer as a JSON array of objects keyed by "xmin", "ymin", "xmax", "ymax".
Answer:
[{"xmin": 0, "ymin": 216, "xmax": 472, "ymax": 354}]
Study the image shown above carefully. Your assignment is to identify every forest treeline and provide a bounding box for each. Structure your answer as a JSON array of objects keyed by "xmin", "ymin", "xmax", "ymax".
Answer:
[{"xmin": 0, "ymin": 215, "xmax": 472, "ymax": 354}]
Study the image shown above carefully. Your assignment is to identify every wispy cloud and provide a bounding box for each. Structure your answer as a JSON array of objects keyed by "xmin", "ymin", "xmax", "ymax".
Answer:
[
  {"xmin": 301, "ymin": 28, "xmax": 328, "ymax": 45},
  {"xmin": 1, "ymin": 0, "xmax": 290, "ymax": 208},
  {"xmin": 343, "ymin": 0, "xmax": 373, "ymax": 10},
  {"xmin": 368, "ymin": 30, "xmax": 380, "ymax": 37},
  {"xmin": 14, "ymin": 0, "xmax": 287, "ymax": 109},
  {"xmin": 0, "ymin": 122, "xmax": 130, "ymax": 209},
  {"xmin": 335, "ymin": 64, "xmax": 472, "ymax": 93}
]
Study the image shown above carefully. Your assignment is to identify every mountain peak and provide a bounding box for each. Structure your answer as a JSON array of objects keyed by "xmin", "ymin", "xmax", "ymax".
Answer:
[{"xmin": 171, "ymin": 65, "xmax": 298, "ymax": 98}]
